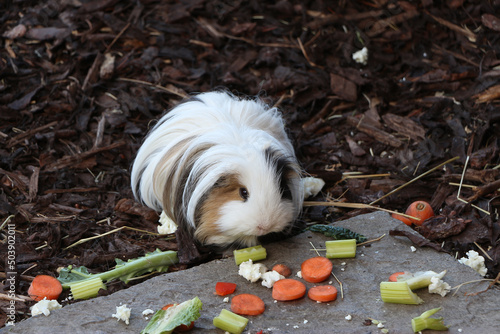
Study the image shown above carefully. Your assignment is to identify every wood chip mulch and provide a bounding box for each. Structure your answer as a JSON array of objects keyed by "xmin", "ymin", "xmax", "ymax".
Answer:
[{"xmin": 1, "ymin": 0, "xmax": 499, "ymax": 326}]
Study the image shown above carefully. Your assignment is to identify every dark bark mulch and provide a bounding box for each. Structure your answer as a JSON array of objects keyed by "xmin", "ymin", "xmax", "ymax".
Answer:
[{"xmin": 1, "ymin": 0, "xmax": 499, "ymax": 326}]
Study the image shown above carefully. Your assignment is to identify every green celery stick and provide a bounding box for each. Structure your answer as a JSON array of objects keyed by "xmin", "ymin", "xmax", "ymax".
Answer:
[
  {"xmin": 325, "ymin": 239, "xmax": 357, "ymax": 258},
  {"xmin": 213, "ymin": 309, "xmax": 248, "ymax": 334},
  {"xmin": 233, "ymin": 245, "xmax": 267, "ymax": 265},
  {"xmin": 380, "ymin": 282, "xmax": 424, "ymax": 304}
]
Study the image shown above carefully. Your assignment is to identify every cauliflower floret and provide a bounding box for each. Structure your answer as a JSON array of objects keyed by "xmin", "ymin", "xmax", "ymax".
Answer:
[
  {"xmin": 302, "ymin": 177, "xmax": 325, "ymax": 198},
  {"xmin": 142, "ymin": 309, "xmax": 154, "ymax": 316},
  {"xmin": 112, "ymin": 304, "xmax": 131, "ymax": 325},
  {"xmin": 158, "ymin": 211, "xmax": 178, "ymax": 234},
  {"xmin": 261, "ymin": 270, "xmax": 285, "ymax": 288},
  {"xmin": 30, "ymin": 298, "xmax": 62, "ymax": 317},
  {"xmin": 458, "ymin": 250, "xmax": 487, "ymax": 276},
  {"xmin": 352, "ymin": 47, "xmax": 369, "ymax": 65},
  {"xmin": 238, "ymin": 260, "xmax": 267, "ymax": 283},
  {"xmin": 428, "ymin": 276, "xmax": 451, "ymax": 297}
]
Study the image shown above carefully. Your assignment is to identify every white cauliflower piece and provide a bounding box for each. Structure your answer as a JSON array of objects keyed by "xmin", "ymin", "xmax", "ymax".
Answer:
[
  {"xmin": 112, "ymin": 304, "xmax": 131, "ymax": 325},
  {"xmin": 302, "ymin": 177, "xmax": 325, "ymax": 198},
  {"xmin": 142, "ymin": 309, "xmax": 154, "ymax": 316},
  {"xmin": 158, "ymin": 211, "xmax": 178, "ymax": 234},
  {"xmin": 238, "ymin": 260, "xmax": 267, "ymax": 283},
  {"xmin": 30, "ymin": 298, "xmax": 62, "ymax": 317},
  {"xmin": 261, "ymin": 270, "xmax": 285, "ymax": 288},
  {"xmin": 458, "ymin": 250, "xmax": 487, "ymax": 276},
  {"xmin": 428, "ymin": 276, "xmax": 451, "ymax": 297},
  {"xmin": 352, "ymin": 47, "xmax": 369, "ymax": 65}
]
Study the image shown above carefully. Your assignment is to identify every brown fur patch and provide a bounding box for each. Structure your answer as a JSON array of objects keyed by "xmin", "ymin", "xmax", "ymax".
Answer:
[{"xmin": 195, "ymin": 174, "xmax": 244, "ymax": 243}]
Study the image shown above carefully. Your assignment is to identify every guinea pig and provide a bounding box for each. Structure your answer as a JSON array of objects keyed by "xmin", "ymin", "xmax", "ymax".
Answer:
[{"xmin": 130, "ymin": 91, "xmax": 304, "ymax": 250}]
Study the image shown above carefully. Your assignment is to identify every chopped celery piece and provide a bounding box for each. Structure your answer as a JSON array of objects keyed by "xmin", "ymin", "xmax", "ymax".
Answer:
[
  {"xmin": 213, "ymin": 309, "xmax": 248, "ymax": 334},
  {"xmin": 69, "ymin": 277, "xmax": 106, "ymax": 300},
  {"xmin": 404, "ymin": 270, "xmax": 446, "ymax": 290},
  {"xmin": 325, "ymin": 239, "xmax": 356, "ymax": 258},
  {"xmin": 411, "ymin": 307, "xmax": 449, "ymax": 332},
  {"xmin": 233, "ymin": 245, "xmax": 267, "ymax": 265},
  {"xmin": 141, "ymin": 297, "xmax": 202, "ymax": 334},
  {"xmin": 380, "ymin": 282, "xmax": 424, "ymax": 305}
]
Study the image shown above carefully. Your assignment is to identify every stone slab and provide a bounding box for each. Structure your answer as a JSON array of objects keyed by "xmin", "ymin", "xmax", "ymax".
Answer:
[{"xmin": 2, "ymin": 212, "xmax": 499, "ymax": 333}]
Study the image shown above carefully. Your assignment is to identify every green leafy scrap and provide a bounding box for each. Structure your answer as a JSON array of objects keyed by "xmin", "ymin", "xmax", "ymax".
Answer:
[{"xmin": 306, "ymin": 224, "xmax": 367, "ymax": 243}]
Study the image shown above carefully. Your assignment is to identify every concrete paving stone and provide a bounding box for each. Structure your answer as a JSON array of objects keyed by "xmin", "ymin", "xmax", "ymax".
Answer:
[{"xmin": 2, "ymin": 211, "xmax": 499, "ymax": 333}]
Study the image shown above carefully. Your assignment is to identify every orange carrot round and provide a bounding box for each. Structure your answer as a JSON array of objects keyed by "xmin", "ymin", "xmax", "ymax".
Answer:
[
  {"xmin": 301, "ymin": 256, "xmax": 333, "ymax": 283},
  {"xmin": 231, "ymin": 294, "xmax": 265, "ymax": 316},
  {"xmin": 162, "ymin": 304, "xmax": 194, "ymax": 331},
  {"xmin": 388, "ymin": 272, "xmax": 405, "ymax": 282},
  {"xmin": 272, "ymin": 264, "xmax": 292, "ymax": 277},
  {"xmin": 28, "ymin": 275, "xmax": 63, "ymax": 301},
  {"xmin": 215, "ymin": 282, "xmax": 237, "ymax": 296},
  {"xmin": 391, "ymin": 212, "xmax": 412, "ymax": 225},
  {"xmin": 308, "ymin": 285, "xmax": 338, "ymax": 302},
  {"xmin": 405, "ymin": 200, "xmax": 434, "ymax": 226},
  {"xmin": 272, "ymin": 279, "xmax": 307, "ymax": 301}
]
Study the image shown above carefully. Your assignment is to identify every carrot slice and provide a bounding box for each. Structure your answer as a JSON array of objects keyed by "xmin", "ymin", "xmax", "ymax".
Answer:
[
  {"xmin": 308, "ymin": 285, "xmax": 338, "ymax": 302},
  {"xmin": 231, "ymin": 294, "xmax": 265, "ymax": 316},
  {"xmin": 301, "ymin": 256, "xmax": 333, "ymax": 283},
  {"xmin": 272, "ymin": 279, "xmax": 306, "ymax": 301},
  {"xmin": 28, "ymin": 275, "xmax": 63, "ymax": 301},
  {"xmin": 215, "ymin": 282, "xmax": 237, "ymax": 296},
  {"xmin": 388, "ymin": 272, "xmax": 406, "ymax": 282},
  {"xmin": 272, "ymin": 264, "xmax": 292, "ymax": 277},
  {"xmin": 162, "ymin": 304, "xmax": 194, "ymax": 331}
]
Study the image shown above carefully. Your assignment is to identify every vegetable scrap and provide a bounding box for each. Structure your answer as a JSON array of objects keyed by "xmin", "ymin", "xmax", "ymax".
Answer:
[
  {"xmin": 215, "ymin": 282, "xmax": 237, "ymax": 296},
  {"xmin": 141, "ymin": 297, "xmax": 202, "ymax": 334},
  {"xmin": 306, "ymin": 224, "xmax": 367, "ymax": 243},
  {"xmin": 233, "ymin": 245, "xmax": 267, "ymax": 265},
  {"xmin": 272, "ymin": 279, "xmax": 307, "ymax": 301},
  {"xmin": 213, "ymin": 309, "xmax": 248, "ymax": 334},
  {"xmin": 392, "ymin": 200, "xmax": 434, "ymax": 226},
  {"xmin": 325, "ymin": 239, "xmax": 357, "ymax": 258},
  {"xmin": 112, "ymin": 304, "xmax": 131, "ymax": 325},
  {"xmin": 57, "ymin": 249, "xmax": 178, "ymax": 299},
  {"xmin": 308, "ymin": 285, "xmax": 338, "ymax": 303},
  {"xmin": 28, "ymin": 275, "xmax": 63, "ymax": 301},
  {"xmin": 30, "ymin": 298, "xmax": 62, "ymax": 317},
  {"xmin": 458, "ymin": 250, "xmax": 488, "ymax": 276},
  {"xmin": 301, "ymin": 256, "xmax": 333, "ymax": 283},
  {"xmin": 411, "ymin": 307, "xmax": 449, "ymax": 332},
  {"xmin": 272, "ymin": 264, "xmax": 292, "ymax": 277},
  {"xmin": 161, "ymin": 304, "xmax": 194, "ymax": 332},
  {"xmin": 231, "ymin": 294, "xmax": 265, "ymax": 316}
]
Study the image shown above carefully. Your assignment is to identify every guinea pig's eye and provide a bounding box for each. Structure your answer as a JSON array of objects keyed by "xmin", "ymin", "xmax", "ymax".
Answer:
[{"xmin": 239, "ymin": 187, "xmax": 249, "ymax": 201}]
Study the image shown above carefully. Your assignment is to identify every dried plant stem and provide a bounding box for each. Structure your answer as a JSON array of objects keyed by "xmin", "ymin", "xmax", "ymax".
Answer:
[
  {"xmin": 304, "ymin": 201, "xmax": 419, "ymax": 221},
  {"xmin": 64, "ymin": 226, "xmax": 163, "ymax": 250},
  {"xmin": 369, "ymin": 156, "xmax": 460, "ymax": 205}
]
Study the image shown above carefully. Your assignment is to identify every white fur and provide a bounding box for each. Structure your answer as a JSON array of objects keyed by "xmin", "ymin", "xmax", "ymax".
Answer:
[{"xmin": 131, "ymin": 91, "xmax": 303, "ymax": 246}]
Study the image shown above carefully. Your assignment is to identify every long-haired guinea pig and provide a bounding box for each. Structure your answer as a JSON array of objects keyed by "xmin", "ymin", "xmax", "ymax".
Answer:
[{"xmin": 131, "ymin": 91, "xmax": 304, "ymax": 249}]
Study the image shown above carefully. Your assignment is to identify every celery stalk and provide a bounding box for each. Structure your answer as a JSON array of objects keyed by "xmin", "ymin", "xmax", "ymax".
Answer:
[
  {"xmin": 404, "ymin": 270, "xmax": 446, "ymax": 290},
  {"xmin": 325, "ymin": 239, "xmax": 356, "ymax": 258},
  {"xmin": 213, "ymin": 309, "xmax": 248, "ymax": 334},
  {"xmin": 411, "ymin": 307, "xmax": 448, "ymax": 332},
  {"xmin": 58, "ymin": 249, "xmax": 178, "ymax": 289},
  {"xmin": 233, "ymin": 245, "xmax": 267, "ymax": 265},
  {"xmin": 69, "ymin": 277, "xmax": 106, "ymax": 300},
  {"xmin": 380, "ymin": 282, "xmax": 424, "ymax": 304}
]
